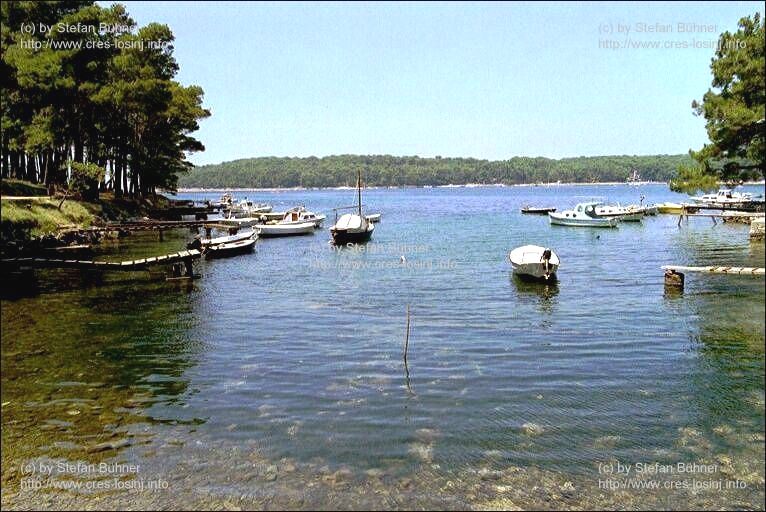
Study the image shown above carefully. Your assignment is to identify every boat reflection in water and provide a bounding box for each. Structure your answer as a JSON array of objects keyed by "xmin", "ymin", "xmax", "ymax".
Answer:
[{"xmin": 510, "ymin": 273, "xmax": 559, "ymax": 316}]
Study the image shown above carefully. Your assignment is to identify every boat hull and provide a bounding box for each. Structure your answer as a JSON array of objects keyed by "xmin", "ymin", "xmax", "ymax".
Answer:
[
  {"xmin": 613, "ymin": 212, "xmax": 643, "ymax": 222},
  {"xmin": 657, "ymin": 203, "xmax": 691, "ymax": 214},
  {"xmin": 202, "ymin": 230, "xmax": 256, "ymax": 246},
  {"xmin": 219, "ymin": 217, "xmax": 260, "ymax": 227},
  {"xmin": 256, "ymin": 223, "xmax": 316, "ymax": 237},
  {"xmin": 521, "ymin": 207, "xmax": 556, "ymax": 214},
  {"xmin": 330, "ymin": 227, "xmax": 374, "ymax": 245},
  {"xmin": 511, "ymin": 262, "xmax": 559, "ymax": 280},
  {"xmin": 548, "ymin": 214, "xmax": 618, "ymax": 228},
  {"xmin": 205, "ymin": 239, "xmax": 256, "ymax": 258}
]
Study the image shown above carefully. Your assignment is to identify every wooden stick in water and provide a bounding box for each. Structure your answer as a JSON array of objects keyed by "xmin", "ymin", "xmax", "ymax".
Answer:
[
  {"xmin": 403, "ymin": 305, "xmax": 413, "ymax": 394},
  {"xmin": 404, "ymin": 304, "xmax": 410, "ymax": 364}
]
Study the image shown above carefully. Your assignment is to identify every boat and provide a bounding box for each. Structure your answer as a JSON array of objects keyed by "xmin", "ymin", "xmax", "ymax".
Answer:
[
  {"xmin": 212, "ymin": 192, "xmax": 235, "ymax": 209},
  {"xmin": 365, "ymin": 213, "xmax": 381, "ymax": 223},
  {"xmin": 256, "ymin": 221, "xmax": 316, "ymax": 237},
  {"xmin": 594, "ymin": 204, "xmax": 643, "ymax": 222},
  {"xmin": 643, "ymin": 204, "xmax": 659, "ymax": 215},
  {"xmin": 656, "ymin": 202, "xmax": 698, "ymax": 214},
  {"xmin": 201, "ymin": 230, "xmax": 256, "ymax": 246},
  {"xmin": 218, "ymin": 217, "xmax": 261, "ymax": 227},
  {"xmin": 226, "ymin": 198, "xmax": 272, "ymax": 216},
  {"xmin": 690, "ymin": 188, "xmax": 753, "ymax": 205},
  {"xmin": 273, "ymin": 207, "xmax": 326, "ymax": 228},
  {"xmin": 205, "ymin": 238, "xmax": 256, "ymax": 258},
  {"xmin": 548, "ymin": 202, "xmax": 619, "ymax": 228},
  {"xmin": 521, "ymin": 206, "xmax": 557, "ymax": 214},
  {"xmin": 509, "ymin": 245, "xmax": 560, "ymax": 280},
  {"xmin": 330, "ymin": 170, "xmax": 375, "ymax": 245}
]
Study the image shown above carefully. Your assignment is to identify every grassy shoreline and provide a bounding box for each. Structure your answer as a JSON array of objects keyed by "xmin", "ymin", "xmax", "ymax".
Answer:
[{"xmin": 0, "ymin": 190, "xmax": 173, "ymax": 245}]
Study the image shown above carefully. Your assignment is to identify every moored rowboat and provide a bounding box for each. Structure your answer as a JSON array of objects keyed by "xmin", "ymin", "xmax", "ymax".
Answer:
[
  {"xmin": 201, "ymin": 230, "xmax": 256, "ymax": 246},
  {"xmin": 205, "ymin": 238, "xmax": 256, "ymax": 258},
  {"xmin": 509, "ymin": 245, "xmax": 560, "ymax": 280},
  {"xmin": 255, "ymin": 222, "xmax": 316, "ymax": 237}
]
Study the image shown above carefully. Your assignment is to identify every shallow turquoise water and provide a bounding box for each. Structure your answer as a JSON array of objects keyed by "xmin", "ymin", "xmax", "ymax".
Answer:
[{"xmin": 2, "ymin": 184, "xmax": 764, "ymax": 508}]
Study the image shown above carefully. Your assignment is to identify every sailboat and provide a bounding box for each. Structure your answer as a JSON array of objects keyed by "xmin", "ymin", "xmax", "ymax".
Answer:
[{"xmin": 330, "ymin": 170, "xmax": 375, "ymax": 245}]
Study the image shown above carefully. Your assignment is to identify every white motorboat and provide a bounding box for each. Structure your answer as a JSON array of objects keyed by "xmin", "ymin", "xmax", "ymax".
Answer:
[
  {"xmin": 365, "ymin": 213, "xmax": 382, "ymax": 223},
  {"xmin": 255, "ymin": 221, "xmax": 316, "ymax": 237},
  {"xmin": 201, "ymin": 229, "xmax": 256, "ymax": 246},
  {"xmin": 227, "ymin": 199, "xmax": 273, "ymax": 216},
  {"xmin": 690, "ymin": 188, "xmax": 753, "ymax": 205},
  {"xmin": 594, "ymin": 204, "xmax": 643, "ymax": 222},
  {"xmin": 548, "ymin": 202, "xmax": 619, "ymax": 228},
  {"xmin": 509, "ymin": 245, "xmax": 559, "ymax": 280},
  {"xmin": 276, "ymin": 207, "xmax": 326, "ymax": 228},
  {"xmin": 330, "ymin": 170, "xmax": 375, "ymax": 245}
]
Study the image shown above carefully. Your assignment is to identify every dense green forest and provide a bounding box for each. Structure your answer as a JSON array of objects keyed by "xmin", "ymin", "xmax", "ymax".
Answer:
[
  {"xmin": 179, "ymin": 154, "xmax": 694, "ymax": 188},
  {"xmin": 1, "ymin": 1, "xmax": 208, "ymax": 197},
  {"xmin": 673, "ymin": 13, "xmax": 764, "ymax": 193}
]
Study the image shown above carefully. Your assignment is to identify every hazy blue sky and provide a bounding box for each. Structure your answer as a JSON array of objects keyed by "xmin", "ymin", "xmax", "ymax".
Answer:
[{"xmin": 110, "ymin": 1, "xmax": 763, "ymax": 165}]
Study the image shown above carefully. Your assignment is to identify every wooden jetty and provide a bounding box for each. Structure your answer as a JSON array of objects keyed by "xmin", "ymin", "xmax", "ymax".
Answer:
[
  {"xmin": 1, "ymin": 249, "xmax": 202, "ymax": 277},
  {"xmin": 677, "ymin": 206, "xmax": 763, "ymax": 227},
  {"xmin": 73, "ymin": 220, "xmax": 222, "ymax": 233},
  {"xmin": 662, "ymin": 265, "xmax": 765, "ymax": 276}
]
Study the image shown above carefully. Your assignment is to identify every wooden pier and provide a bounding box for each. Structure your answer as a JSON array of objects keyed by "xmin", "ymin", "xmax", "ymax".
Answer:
[
  {"xmin": 1, "ymin": 249, "xmax": 202, "ymax": 276},
  {"xmin": 70, "ymin": 220, "xmax": 222, "ymax": 233},
  {"xmin": 677, "ymin": 207, "xmax": 764, "ymax": 227},
  {"xmin": 662, "ymin": 265, "xmax": 765, "ymax": 276}
]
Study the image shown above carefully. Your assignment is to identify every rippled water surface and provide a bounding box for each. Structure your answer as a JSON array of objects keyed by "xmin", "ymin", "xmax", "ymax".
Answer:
[{"xmin": 2, "ymin": 184, "xmax": 764, "ymax": 509}]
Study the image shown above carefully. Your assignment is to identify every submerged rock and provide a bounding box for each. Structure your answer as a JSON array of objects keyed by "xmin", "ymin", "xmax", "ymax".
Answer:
[
  {"xmin": 593, "ymin": 435, "xmax": 620, "ymax": 449},
  {"xmin": 86, "ymin": 438, "xmax": 131, "ymax": 453},
  {"xmin": 478, "ymin": 468, "xmax": 502, "ymax": 481},
  {"xmin": 407, "ymin": 442, "xmax": 433, "ymax": 462},
  {"xmin": 521, "ymin": 422, "xmax": 544, "ymax": 436}
]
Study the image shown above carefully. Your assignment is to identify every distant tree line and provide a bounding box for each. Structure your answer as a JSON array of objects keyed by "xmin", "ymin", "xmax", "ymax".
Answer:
[
  {"xmin": 1, "ymin": 1, "xmax": 209, "ymax": 198},
  {"xmin": 179, "ymin": 154, "xmax": 695, "ymax": 188}
]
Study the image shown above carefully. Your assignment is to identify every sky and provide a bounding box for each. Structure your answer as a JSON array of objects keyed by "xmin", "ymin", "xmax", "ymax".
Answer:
[{"xmin": 107, "ymin": 1, "xmax": 764, "ymax": 165}]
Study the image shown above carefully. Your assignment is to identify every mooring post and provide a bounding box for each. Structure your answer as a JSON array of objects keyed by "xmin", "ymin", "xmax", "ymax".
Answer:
[
  {"xmin": 205, "ymin": 226, "xmax": 213, "ymax": 238},
  {"xmin": 664, "ymin": 269, "xmax": 684, "ymax": 291},
  {"xmin": 158, "ymin": 228, "xmax": 164, "ymax": 242},
  {"xmin": 183, "ymin": 256, "xmax": 194, "ymax": 277}
]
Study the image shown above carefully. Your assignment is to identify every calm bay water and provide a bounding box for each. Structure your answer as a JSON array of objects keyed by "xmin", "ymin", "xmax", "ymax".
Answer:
[{"xmin": 2, "ymin": 184, "xmax": 764, "ymax": 509}]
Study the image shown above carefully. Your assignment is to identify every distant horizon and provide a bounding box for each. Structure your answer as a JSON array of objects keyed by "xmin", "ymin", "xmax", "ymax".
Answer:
[{"xmin": 194, "ymin": 151, "xmax": 691, "ymax": 167}]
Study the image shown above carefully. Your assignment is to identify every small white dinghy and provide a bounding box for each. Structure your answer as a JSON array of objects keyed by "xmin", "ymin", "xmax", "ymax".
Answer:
[
  {"xmin": 509, "ymin": 245, "xmax": 560, "ymax": 280},
  {"xmin": 256, "ymin": 221, "xmax": 316, "ymax": 237},
  {"xmin": 205, "ymin": 238, "xmax": 256, "ymax": 259},
  {"xmin": 201, "ymin": 230, "xmax": 256, "ymax": 246}
]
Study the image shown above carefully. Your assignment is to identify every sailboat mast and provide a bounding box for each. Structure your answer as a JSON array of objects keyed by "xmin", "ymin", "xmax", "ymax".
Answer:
[{"xmin": 357, "ymin": 169, "xmax": 362, "ymax": 218}]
